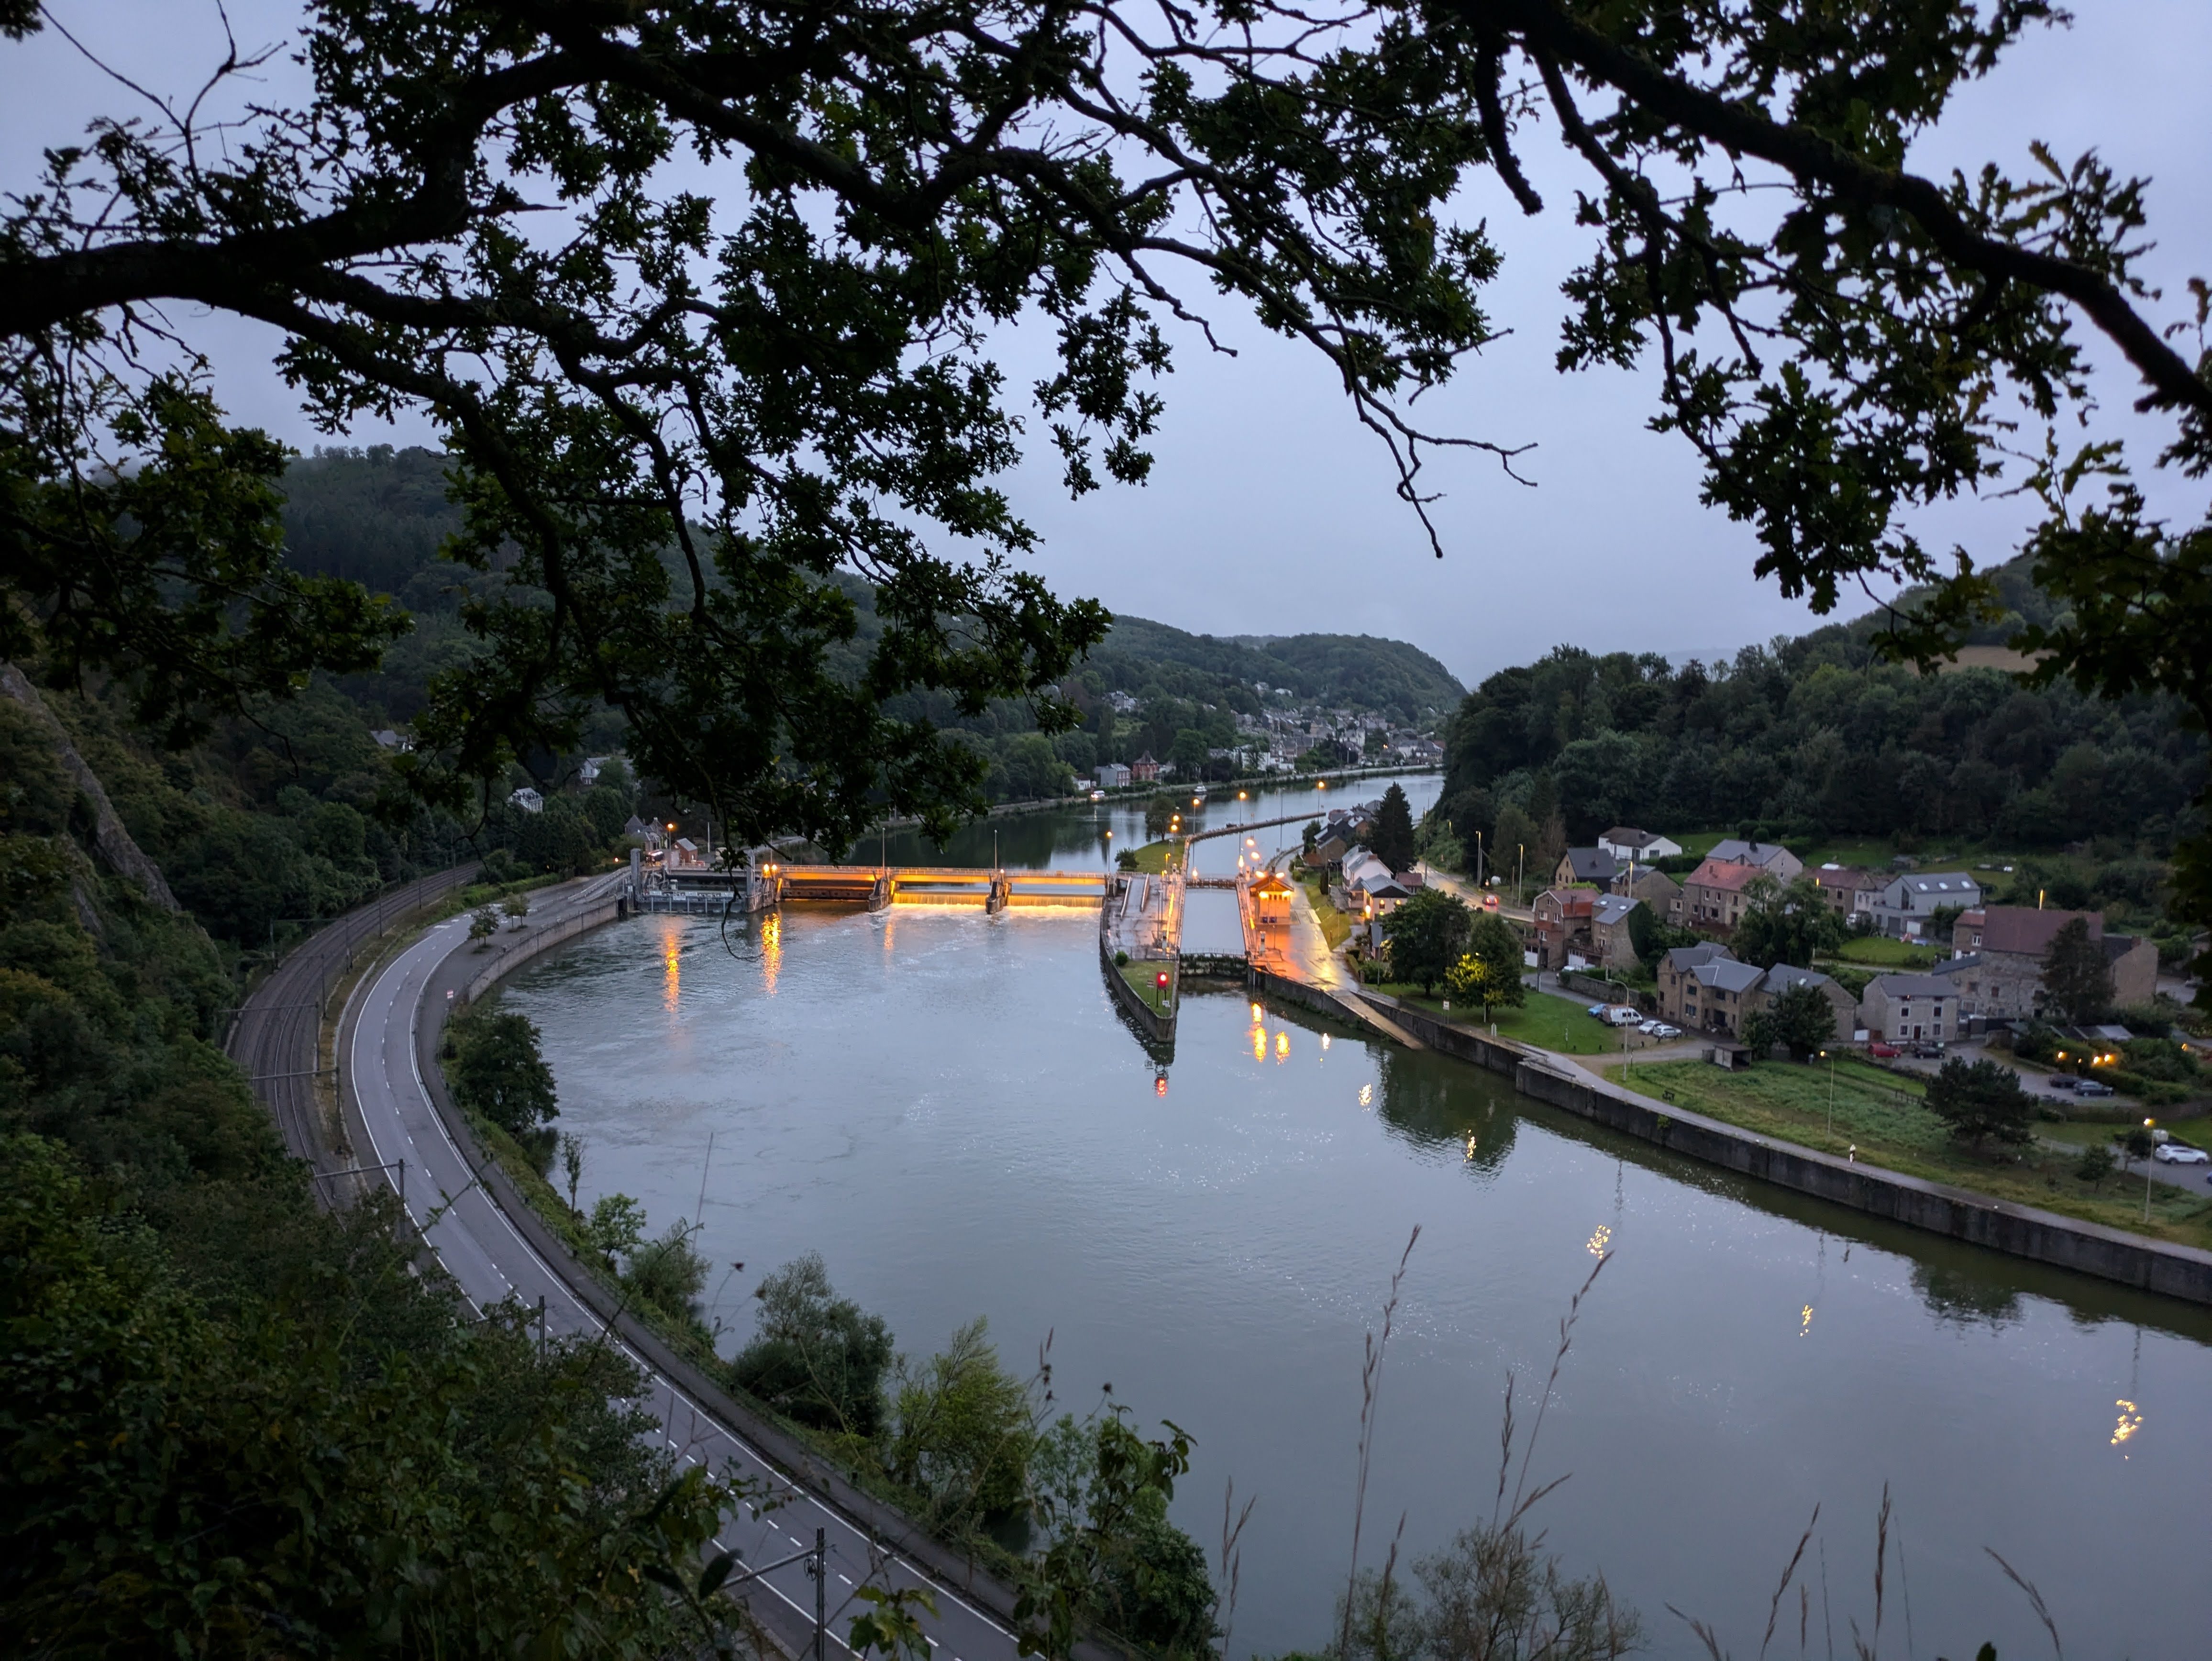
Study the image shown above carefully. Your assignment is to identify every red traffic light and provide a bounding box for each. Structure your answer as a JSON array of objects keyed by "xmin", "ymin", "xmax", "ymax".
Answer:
[{"xmin": 1155, "ymin": 971, "xmax": 1169, "ymax": 987}]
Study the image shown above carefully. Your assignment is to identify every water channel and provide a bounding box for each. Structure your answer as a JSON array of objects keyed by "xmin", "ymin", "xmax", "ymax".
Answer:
[{"xmin": 505, "ymin": 777, "xmax": 2212, "ymax": 1659}]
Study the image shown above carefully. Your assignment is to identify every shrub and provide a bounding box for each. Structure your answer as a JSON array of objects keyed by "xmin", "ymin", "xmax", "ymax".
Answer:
[
  {"xmin": 885, "ymin": 1318, "xmax": 1032, "ymax": 1519},
  {"xmin": 730, "ymin": 1254, "xmax": 894, "ymax": 1437},
  {"xmin": 1923, "ymin": 1057, "xmax": 2034, "ymax": 1151}
]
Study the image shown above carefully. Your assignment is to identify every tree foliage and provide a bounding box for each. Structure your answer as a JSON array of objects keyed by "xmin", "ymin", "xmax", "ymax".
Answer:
[
  {"xmin": 1383, "ymin": 887, "xmax": 1471, "ymax": 994},
  {"xmin": 1022, "ymin": 1412, "xmax": 1216, "ymax": 1661},
  {"xmin": 1923, "ymin": 1057, "xmax": 2035, "ymax": 1151},
  {"xmin": 444, "ymin": 1005, "xmax": 560, "ymax": 1137},
  {"xmin": 1740, "ymin": 981, "xmax": 1836, "ymax": 1063},
  {"xmin": 2040, "ymin": 915, "xmax": 2114, "ymax": 1024},
  {"xmin": 1372, "ymin": 783, "xmax": 1419, "ymax": 872},
  {"xmin": 1336, "ymin": 1520, "xmax": 1640, "ymax": 1661},
  {"xmin": 886, "ymin": 1318, "xmax": 1034, "ymax": 1522},
  {"xmin": 1446, "ymin": 914, "xmax": 1529, "ymax": 1020},
  {"xmin": 731, "ymin": 1253, "xmax": 896, "ymax": 1438},
  {"xmin": 1733, "ymin": 877, "xmax": 1847, "ymax": 971}
]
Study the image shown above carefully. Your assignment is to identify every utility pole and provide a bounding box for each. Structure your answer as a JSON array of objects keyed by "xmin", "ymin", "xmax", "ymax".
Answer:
[{"xmin": 811, "ymin": 1528, "xmax": 827, "ymax": 1661}]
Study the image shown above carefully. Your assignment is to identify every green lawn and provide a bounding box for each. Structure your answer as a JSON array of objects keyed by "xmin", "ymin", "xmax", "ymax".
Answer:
[
  {"xmin": 1120, "ymin": 839, "xmax": 1182, "ymax": 875},
  {"xmin": 1834, "ymin": 935, "xmax": 1939, "ymax": 968},
  {"xmin": 1611, "ymin": 1058, "xmax": 2212, "ymax": 1248},
  {"xmin": 1119, "ymin": 958, "xmax": 1175, "ymax": 1013},
  {"xmin": 1366, "ymin": 983, "xmax": 1623, "ymax": 1055}
]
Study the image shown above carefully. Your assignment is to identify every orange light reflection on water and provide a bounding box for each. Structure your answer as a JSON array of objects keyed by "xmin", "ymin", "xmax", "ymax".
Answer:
[
  {"xmin": 761, "ymin": 910, "xmax": 782, "ymax": 994},
  {"xmin": 661, "ymin": 928, "xmax": 681, "ymax": 1013}
]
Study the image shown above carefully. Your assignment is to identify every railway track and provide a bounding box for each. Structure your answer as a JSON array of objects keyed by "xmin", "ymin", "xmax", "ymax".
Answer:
[{"xmin": 226, "ymin": 864, "xmax": 478, "ymax": 1182}]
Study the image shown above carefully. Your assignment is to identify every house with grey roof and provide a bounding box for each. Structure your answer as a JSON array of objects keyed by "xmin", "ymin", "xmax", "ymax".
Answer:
[
  {"xmin": 1553, "ymin": 846, "xmax": 1620, "ymax": 888},
  {"xmin": 1865, "ymin": 871, "xmax": 1981, "ymax": 941},
  {"xmin": 1598, "ymin": 826, "xmax": 1684, "ymax": 864},
  {"xmin": 1659, "ymin": 944, "xmax": 1854, "ymax": 1040},
  {"xmin": 1858, "ymin": 973, "xmax": 1958, "ymax": 1042}
]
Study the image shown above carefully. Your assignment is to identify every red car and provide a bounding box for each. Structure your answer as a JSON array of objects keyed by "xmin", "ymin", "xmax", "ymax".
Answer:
[{"xmin": 1868, "ymin": 1041, "xmax": 1900, "ymax": 1058}]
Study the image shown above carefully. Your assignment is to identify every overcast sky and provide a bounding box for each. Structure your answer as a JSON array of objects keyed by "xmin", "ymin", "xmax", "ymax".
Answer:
[{"xmin": 7, "ymin": 2, "xmax": 2207, "ymax": 689}]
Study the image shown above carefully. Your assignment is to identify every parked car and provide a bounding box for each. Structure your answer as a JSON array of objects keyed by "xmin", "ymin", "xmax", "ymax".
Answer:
[
  {"xmin": 2074, "ymin": 1079, "xmax": 2115, "ymax": 1098},
  {"xmin": 1587, "ymin": 1003, "xmax": 1609, "ymax": 1019},
  {"xmin": 2153, "ymin": 1142, "xmax": 2209, "ymax": 1165},
  {"xmin": 2045, "ymin": 1074, "xmax": 2079, "ymax": 1092},
  {"xmin": 1638, "ymin": 1019, "xmax": 1665, "ymax": 1035},
  {"xmin": 1908, "ymin": 1042, "xmax": 1945, "ymax": 1059},
  {"xmin": 1649, "ymin": 1022, "xmax": 1681, "ymax": 1039},
  {"xmin": 1604, "ymin": 1005, "xmax": 1644, "ymax": 1027},
  {"xmin": 1868, "ymin": 1042, "xmax": 1900, "ymax": 1058}
]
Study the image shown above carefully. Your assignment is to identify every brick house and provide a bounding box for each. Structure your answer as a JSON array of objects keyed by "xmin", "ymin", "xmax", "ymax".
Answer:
[
  {"xmin": 1130, "ymin": 752, "xmax": 1160, "ymax": 783},
  {"xmin": 1858, "ymin": 973, "xmax": 1956, "ymax": 1042},
  {"xmin": 1944, "ymin": 906, "xmax": 2158, "ymax": 1017},
  {"xmin": 1591, "ymin": 894, "xmax": 1644, "ymax": 971},
  {"xmin": 1611, "ymin": 864, "xmax": 1684, "ymax": 923},
  {"xmin": 1681, "ymin": 857, "xmax": 1763, "ymax": 930},
  {"xmin": 1531, "ymin": 887, "xmax": 1598, "ymax": 970}
]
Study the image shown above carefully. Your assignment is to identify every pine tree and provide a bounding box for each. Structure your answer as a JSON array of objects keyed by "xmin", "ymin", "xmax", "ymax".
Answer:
[
  {"xmin": 1371, "ymin": 783, "xmax": 1417, "ymax": 871},
  {"xmin": 2040, "ymin": 917, "xmax": 2113, "ymax": 1024}
]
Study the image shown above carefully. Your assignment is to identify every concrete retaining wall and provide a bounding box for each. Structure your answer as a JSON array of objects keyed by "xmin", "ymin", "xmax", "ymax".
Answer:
[
  {"xmin": 1360, "ymin": 995, "xmax": 2212, "ymax": 1306},
  {"xmin": 462, "ymin": 895, "xmax": 624, "ymax": 1004}
]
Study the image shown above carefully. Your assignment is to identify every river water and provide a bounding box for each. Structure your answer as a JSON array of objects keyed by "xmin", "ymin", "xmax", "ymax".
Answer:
[{"xmin": 505, "ymin": 777, "xmax": 2211, "ymax": 1659}]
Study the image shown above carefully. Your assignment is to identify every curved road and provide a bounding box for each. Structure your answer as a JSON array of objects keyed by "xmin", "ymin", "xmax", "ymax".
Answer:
[{"xmin": 344, "ymin": 878, "xmax": 1024, "ymax": 1661}]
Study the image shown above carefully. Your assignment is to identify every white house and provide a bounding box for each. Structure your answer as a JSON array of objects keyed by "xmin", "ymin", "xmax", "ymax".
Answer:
[
  {"xmin": 508, "ymin": 786, "xmax": 544, "ymax": 814},
  {"xmin": 1865, "ymin": 871, "xmax": 1982, "ymax": 940},
  {"xmin": 1597, "ymin": 826, "xmax": 1684, "ymax": 864}
]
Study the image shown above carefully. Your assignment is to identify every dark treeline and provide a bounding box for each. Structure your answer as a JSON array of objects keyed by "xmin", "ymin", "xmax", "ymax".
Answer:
[
  {"xmin": 1436, "ymin": 577, "xmax": 2206, "ymax": 872},
  {"xmin": 276, "ymin": 447, "xmax": 1459, "ymax": 808}
]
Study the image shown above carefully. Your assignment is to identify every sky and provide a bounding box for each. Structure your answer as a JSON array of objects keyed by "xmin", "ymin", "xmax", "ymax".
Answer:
[{"xmin": 5, "ymin": 2, "xmax": 2208, "ymax": 690}]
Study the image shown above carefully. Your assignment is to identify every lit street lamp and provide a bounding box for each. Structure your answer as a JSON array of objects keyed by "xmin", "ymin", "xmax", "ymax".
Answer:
[{"xmin": 2144, "ymin": 1118, "xmax": 2157, "ymax": 1222}]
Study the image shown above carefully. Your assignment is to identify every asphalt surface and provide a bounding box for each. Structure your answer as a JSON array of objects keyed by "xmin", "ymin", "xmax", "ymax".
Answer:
[{"xmin": 343, "ymin": 877, "xmax": 1023, "ymax": 1661}]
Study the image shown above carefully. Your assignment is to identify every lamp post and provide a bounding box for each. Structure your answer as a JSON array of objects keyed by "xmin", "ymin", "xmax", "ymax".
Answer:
[
  {"xmin": 1516, "ymin": 843, "xmax": 1524, "ymax": 908},
  {"xmin": 2144, "ymin": 1118, "xmax": 2157, "ymax": 1222},
  {"xmin": 1820, "ymin": 1048, "xmax": 1836, "ymax": 1141}
]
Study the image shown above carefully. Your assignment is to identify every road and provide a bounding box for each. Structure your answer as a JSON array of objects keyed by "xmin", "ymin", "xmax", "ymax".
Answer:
[{"xmin": 342, "ymin": 878, "xmax": 1026, "ymax": 1661}]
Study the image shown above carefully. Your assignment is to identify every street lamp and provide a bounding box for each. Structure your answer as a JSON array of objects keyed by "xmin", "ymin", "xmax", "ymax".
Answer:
[
  {"xmin": 1819, "ymin": 1048, "xmax": 1836, "ymax": 1141},
  {"xmin": 2143, "ymin": 1118, "xmax": 2157, "ymax": 1222}
]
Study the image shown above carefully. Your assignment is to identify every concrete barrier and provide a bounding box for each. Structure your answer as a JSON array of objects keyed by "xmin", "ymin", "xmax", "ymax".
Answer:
[
  {"xmin": 1359, "ymin": 993, "xmax": 2212, "ymax": 1306},
  {"xmin": 462, "ymin": 893, "xmax": 624, "ymax": 1004}
]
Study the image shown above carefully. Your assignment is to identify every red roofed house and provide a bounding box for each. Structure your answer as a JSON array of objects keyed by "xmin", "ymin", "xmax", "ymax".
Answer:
[{"xmin": 1681, "ymin": 857, "xmax": 1763, "ymax": 932}]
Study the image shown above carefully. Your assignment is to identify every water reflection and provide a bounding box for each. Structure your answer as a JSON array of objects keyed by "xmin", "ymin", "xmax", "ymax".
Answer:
[{"xmin": 505, "ymin": 903, "xmax": 2212, "ymax": 1661}]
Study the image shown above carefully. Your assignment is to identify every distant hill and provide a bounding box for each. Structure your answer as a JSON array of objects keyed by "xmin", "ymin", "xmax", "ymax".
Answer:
[
  {"xmin": 276, "ymin": 446, "xmax": 1460, "ymax": 724},
  {"xmin": 1095, "ymin": 618, "xmax": 1463, "ymax": 722}
]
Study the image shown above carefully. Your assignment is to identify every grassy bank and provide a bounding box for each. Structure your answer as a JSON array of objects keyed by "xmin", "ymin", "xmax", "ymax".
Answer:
[
  {"xmin": 1121, "ymin": 838, "xmax": 1181, "ymax": 874},
  {"xmin": 1609, "ymin": 1058, "xmax": 2212, "ymax": 1248},
  {"xmin": 1118, "ymin": 958, "xmax": 1175, "ymax": 1013},
  {"xmin": 1297, "ymin": 871, "xmax": 1351, "ymax": 950},
  {"xmin": 1364, "ymin": 983, "xmax": 1624, "ymax": 1056}
]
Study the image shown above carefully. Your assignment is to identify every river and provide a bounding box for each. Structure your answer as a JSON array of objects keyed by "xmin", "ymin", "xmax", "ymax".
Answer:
[{"xmin": 502, "ymin": 776, "xmax": 2212, "ymax": 1659}]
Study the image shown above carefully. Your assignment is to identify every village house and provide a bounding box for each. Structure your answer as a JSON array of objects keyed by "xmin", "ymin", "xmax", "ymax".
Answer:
[
  {"xmin": 1340, "ymin": 848, "xmax": 1415, "ymax": 925},
  {"xmin": 1095, "ymin": 761, "xmax": 1131, "ymax": 788},
  {"xmin": 1706, "ymin": 839, "xmax": 1805, "ymax": 880},
  {"xmin": 1809, "ymin": 864, "xmax": 1878, "ymax": 919},
  {"xmin": 1858, "ymin": 974, "xmax": 1955, "ymax": 1043},
  {"xmin": 1610, "ymin": 863, "xmax": 1684, "ymax": 922},
  {"xmin": 1864, "ymin": 871, "xmax": 1981, "ymax": 940},
  {"xmin": 1591, "ymin": 894, "xmax": 1644, "ymax": 972},
  {"xmin": 1657, "ymin": 943, "xmax": 1855, "ymax": 1039},
  {"xmin": 1597, "ymin": 826, "xmax": 1684, "ymax": 864},
  {"xmin": 1530, "ymin": 887, "xmax": 1598, "ymax": 971},
  {"xmin": 1553, "ymin": 846, "xmax": 1621, "ymax": 888},
  {"xmin": 1129, "ymin": 752, "xmax": 1161, "ymax": 783},
  {"xmin": 1943, "ymin": 906, "xmax": 2159, "ymax": 1018},
  {"xmin": 508, "ymin": 786, "xmax": 544, "ymax": 814},
  {"xmin": 1681, "ymin": 857, "xmax": 1763, "ymax": 930}
]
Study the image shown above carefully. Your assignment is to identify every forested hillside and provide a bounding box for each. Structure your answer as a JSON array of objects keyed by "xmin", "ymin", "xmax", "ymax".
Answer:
[
  {"xmin": 1433, "ymin": 593, "xmax": 2206, "ymax": 952},
  {"xmin": 272, "ymin": 447, "xmax": 1457, "ymax": 808}
]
